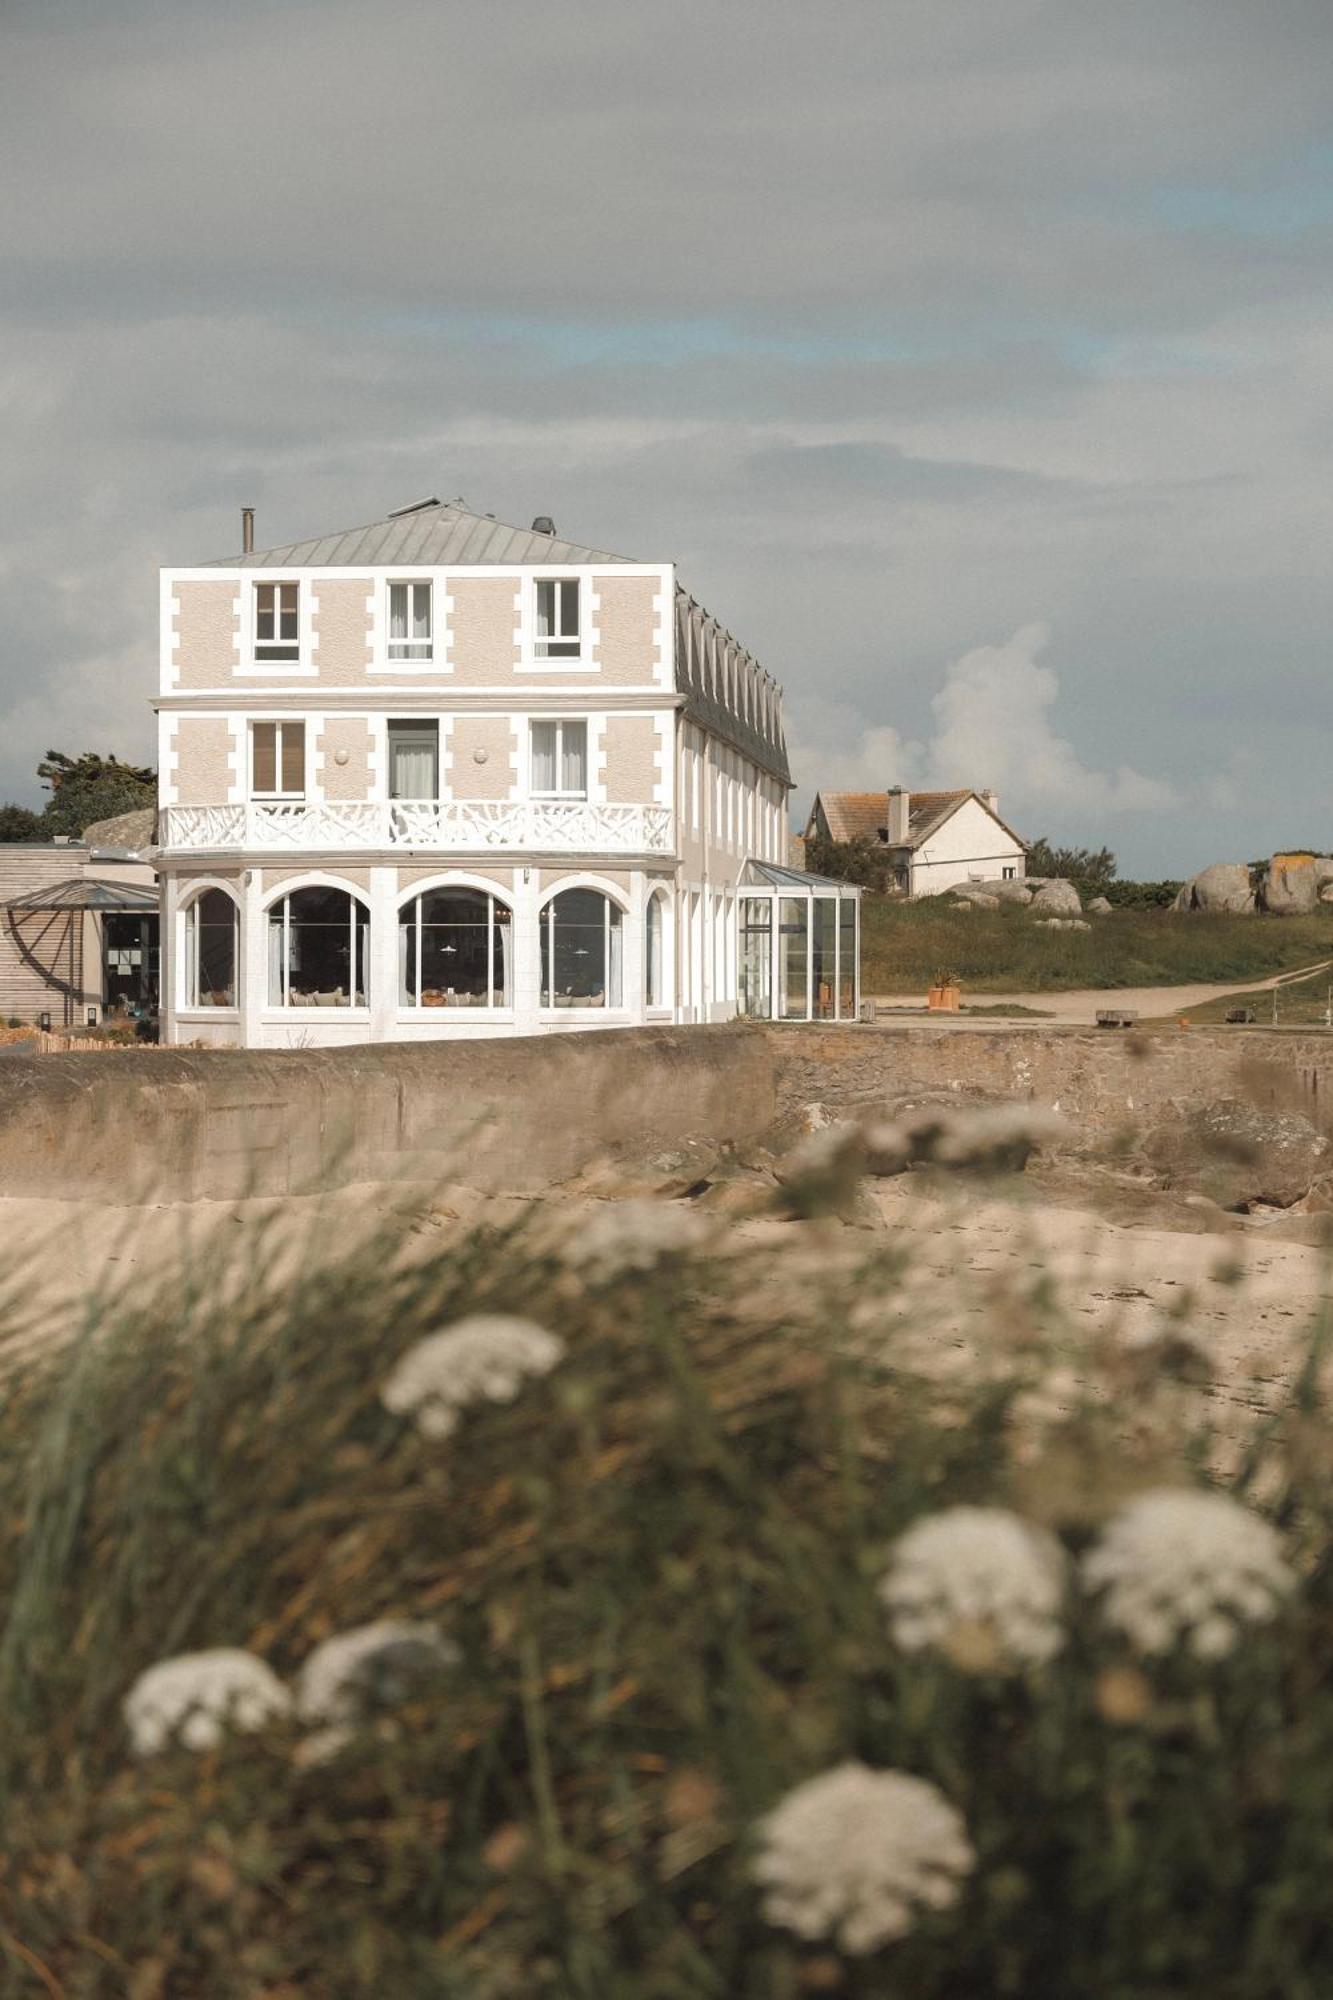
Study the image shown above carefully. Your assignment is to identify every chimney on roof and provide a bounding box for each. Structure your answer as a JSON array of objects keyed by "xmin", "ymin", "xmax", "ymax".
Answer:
[
  {"xmin": 886, "ymin": 786, "xmax": 909, "ymax": 845},
  {"xmin": 531, "ymin": 515, "xmax": 556, "ymax": 536},
  {"xmin": 980, "ymin": 788, "xmax": 998, "ymax": 814},
  {"xmin": 241, "ymin": 506, "xmax": 255, "ymax": 555}
]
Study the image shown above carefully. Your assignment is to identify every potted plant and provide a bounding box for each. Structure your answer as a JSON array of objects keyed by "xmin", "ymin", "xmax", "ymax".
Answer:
[{"xmin": 927, "ymin": 967, "xmax": 962, "ymax": 1012}]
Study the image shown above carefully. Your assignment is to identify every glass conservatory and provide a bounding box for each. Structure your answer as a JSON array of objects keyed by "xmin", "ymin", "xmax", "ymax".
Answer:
[{"xmin": 736, "ymin": 862, "xmax": 861, "ymax": 1023}]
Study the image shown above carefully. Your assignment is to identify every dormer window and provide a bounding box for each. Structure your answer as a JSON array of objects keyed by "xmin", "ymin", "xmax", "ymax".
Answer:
[
  {"xmin": 535, "ymin": 578, "xmax": 580, "ymax": 659},
  {"xmin": 388, "ymin": 580, "xmax": 432, "ymax": 661},
  {"xmin": 254, "ymin": 581, "xmax": 299, "ymax": 662}
]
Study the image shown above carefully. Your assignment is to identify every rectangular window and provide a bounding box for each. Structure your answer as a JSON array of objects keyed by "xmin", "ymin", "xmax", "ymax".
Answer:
[
  {"xmin": 1002, "ymin": 866, "xmax": 1016, "ymax": 880},
  {"xmin": 254, "ymin": 582, "xmax": 299, "ymax": 662},
  {"xmin": 530, "ymin": 718, "xmax": 587, "ymax": 797},
  {"xmin": 387, "ymin": 719, "xmax": 439, "ymax": 799},
  {"xmin": 252, "ymin": 719, "xmax": 305, "ymax": 797},
  {"xmin": 534, "ymin": 577, "xmax": 580, "ymax": 659},
  {"xmin": 388, "ymin": 580, "xmax": 432, "ymax": 661}
]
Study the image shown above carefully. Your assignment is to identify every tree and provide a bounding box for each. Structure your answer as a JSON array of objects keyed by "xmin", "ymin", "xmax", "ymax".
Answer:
[
  {"xmin": 804, "ymin": 832, "xmax": 903, "ymax": 893},
  {"xmin": 0, "ymin": 803, "xmax": 43, "ymax": 843},
  {"xmin": 37, "ymin": 750, "xmax": 157, "ymax": 839},
  {"xmin": 1026, "ymin": 837, "xmax": 1118, "ymax": 891}
]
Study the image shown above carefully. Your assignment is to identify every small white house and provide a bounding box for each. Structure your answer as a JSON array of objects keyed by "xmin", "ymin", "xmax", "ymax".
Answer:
[{"xmin": 805, "ymin": 786, "xmax": 1026, "ymax": 897}]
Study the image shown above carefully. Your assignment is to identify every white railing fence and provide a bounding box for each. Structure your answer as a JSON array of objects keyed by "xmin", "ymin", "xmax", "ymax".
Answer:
[{"xmin": 160, "ymin": 800, "xmax": 674, "ymax": 855}]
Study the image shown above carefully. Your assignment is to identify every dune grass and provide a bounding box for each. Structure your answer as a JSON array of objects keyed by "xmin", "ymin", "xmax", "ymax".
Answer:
[
  {"xmin": 861, "ymin": 896, "xmax": 1333, "ymax": 995},
  {"xmin": 4, "ymin": 1185, "xmax": 1333, "ymax": 1995}
]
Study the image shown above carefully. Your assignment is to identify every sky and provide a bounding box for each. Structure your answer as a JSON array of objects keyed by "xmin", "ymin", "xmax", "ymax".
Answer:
[{"xmin": 3, "ymin": 0, "xmax": 1332, "ymax": 875}]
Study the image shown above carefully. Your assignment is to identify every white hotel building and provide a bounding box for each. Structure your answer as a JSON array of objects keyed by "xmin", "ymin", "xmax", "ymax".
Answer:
[{"xmin": 156, "ymin": 498, "xmax": 859, "ymax": 1048}]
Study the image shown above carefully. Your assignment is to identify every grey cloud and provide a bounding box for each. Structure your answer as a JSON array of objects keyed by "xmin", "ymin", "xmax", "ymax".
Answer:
[{"xmin": 2, "ymin": 0, "xmax": 1333, "ymax": 877}]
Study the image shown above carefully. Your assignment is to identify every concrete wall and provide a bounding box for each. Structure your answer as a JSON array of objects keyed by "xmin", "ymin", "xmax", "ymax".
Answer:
[
  {"xmin": 0, "ymin": 1023, "xmax": 775, "ymax": 1203},
  {"xmin": 767, "ymin": 1024, "xmax": 1333, "ymax": 1144}
]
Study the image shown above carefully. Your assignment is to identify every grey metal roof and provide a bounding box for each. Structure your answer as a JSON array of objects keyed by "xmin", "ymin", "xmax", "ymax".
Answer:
[
  {"xmin": 207, "ymin": 498, "xmax": 635, "ymax": 570},
  {"xmin": 6, "ymin": 877, "xmax": 160, "ymax": 913},
  {"xmin": 742, "ymin": 860, "xmax": 859, "ymax": 895}
]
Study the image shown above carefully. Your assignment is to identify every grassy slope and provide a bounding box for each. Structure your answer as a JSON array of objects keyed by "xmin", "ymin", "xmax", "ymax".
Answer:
[
  {"xmin": 1164, "ymin": 962, "xmax": 1333, "ymax": 1027},
  {"xmin": 861, "ymin": 896, "xmax": 1333, "ymax": 994}
]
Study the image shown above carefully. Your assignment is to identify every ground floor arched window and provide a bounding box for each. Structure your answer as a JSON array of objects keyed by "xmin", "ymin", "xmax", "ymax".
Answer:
[
  {"xmin": 267, "ymin": 886, "xmax": 368, "ymax": 1007},
  {"xmin": 541, "ymin": 887, "xmax": 623, "ymax": 1009},
  {"xmin": 645, "ymin": 891, "xmax": 667, "ymax": 1007},
  {"xmin": 184, "ymin": 887, "xmax": 238, "ymax": 1007},
  {"xmin": 399, "ymin": 887, "xmax": 511, "ymax": 1008}
]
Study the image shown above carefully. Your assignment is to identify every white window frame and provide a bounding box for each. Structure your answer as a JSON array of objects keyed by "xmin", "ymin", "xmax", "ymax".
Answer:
[
  {"xmin": 528, "ymin": 575, "xmax": 591, "ymax": 671},
  {"xmin": 387, "ymin": 578, "xmax": 434, "ymax": 663},
  {"xmin": 539, "ymin": 888, "xmax": 625, "ymax": 1011},
  {"xmin": 266, "ymin": 887, "xmax": 369, "ymax": 1011},
  {"xmin": 250, "ymin": 718, "xmax": 307, "ymax": 800},
  {"xmin": 246, "ymin": 579, "xmax": 306, "ymax": 668},
  {"xmin": 398, "ymin": 887, "xmax": 513, "ymax": 1014},
  {"xmin": 529, "ymin": 717, "xmax": 588, "ymax": 800},
  {"xmin": 180, "ymin": 885, "xmax": 239, "ymax": 1013}
]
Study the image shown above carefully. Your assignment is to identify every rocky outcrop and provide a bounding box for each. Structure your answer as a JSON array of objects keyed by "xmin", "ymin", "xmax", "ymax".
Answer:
[
  {"xmin": 1036, "ymin": 917, "xmax": 1090, "ymax": 931},
  {"xmin": 1172, "ymin": 863, "xmax": 1256, "ymax": 914},
  {"xmin": 1262, "ymin": 857, "xmax": 1320, "ymax": 915},
  {"xmin": 1143, "ymin": 1100, "xmax": 1332, "ymax": 1210},
  {"xmin": 1087, "ymin": 896, "xmax": 1113, "ymax": 915},
  {"xmin": 1030, "ymin": 879, "xmax": 1081, "ymax": 916}
]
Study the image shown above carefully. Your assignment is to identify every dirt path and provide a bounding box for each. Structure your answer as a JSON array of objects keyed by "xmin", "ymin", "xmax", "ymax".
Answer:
[{"xmin": 872, "ymin": 956, "xmax": 1333, "ymax": 1026}]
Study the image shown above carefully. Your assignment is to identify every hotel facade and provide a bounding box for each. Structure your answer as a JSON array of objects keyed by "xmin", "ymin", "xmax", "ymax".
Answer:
[{"xmin": 156, "ymin": 499, "xmax": 859, "ymax": 1048}]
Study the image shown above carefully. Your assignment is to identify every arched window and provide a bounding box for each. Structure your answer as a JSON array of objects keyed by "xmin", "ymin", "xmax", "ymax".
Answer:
[
  {"xmin": 184, "ymin": 887, "xmax": 237, "ymax": 1008},
  {"xmin": 645, "ymin": 892, "xmax": 666, "ymax": 1008},
  {"xmin": 267, "ymin": 886, "xmax": 368, "ymax": 1008},
  {"xmin": 541, "ymin": 888, "xmax": 623, "ymax": 1009},
  {"xmin": 399, "ymin": 887, "xmax": 512, "ymax": 1009}
]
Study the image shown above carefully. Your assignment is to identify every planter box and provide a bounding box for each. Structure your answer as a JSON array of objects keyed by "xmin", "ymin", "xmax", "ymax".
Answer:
[{"xmin": 927, "ymin": 985, "xmax": 961, "ymax": 1012}]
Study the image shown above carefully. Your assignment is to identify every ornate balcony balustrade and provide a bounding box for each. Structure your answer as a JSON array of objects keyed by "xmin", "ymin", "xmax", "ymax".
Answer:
[{"xmin": 159, "ymin": 799, "xmax": 675, "ymax": 856}]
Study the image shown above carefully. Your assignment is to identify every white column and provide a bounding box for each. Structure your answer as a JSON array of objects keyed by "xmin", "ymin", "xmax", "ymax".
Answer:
[
  {"xmin": 624, "ymin": 870, "xmax": 646, "ymax": 1020},
  {"xmin": 160, "ymin": 872, "xmax": 180, "ymax": 1042},
  {"xmin": 512, "ymin": 865, "xmax": 542, "ymax": 1035},
  {"xmin": 367, "ymin": 864, "xmax": 398, "ymax": 1042},
  {"xmin": 240, "ymin": 866, "xmax": 266, "ymax": 1049}
]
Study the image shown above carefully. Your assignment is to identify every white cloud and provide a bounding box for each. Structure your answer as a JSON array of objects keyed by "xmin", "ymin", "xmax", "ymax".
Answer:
[
  {"xmin": 792, "ymin": 622, "xmax": 1178, "ymax": 834},
  {"xmin": 924, "ymin": 622, "xmax": 1178, "ymax": 815}
]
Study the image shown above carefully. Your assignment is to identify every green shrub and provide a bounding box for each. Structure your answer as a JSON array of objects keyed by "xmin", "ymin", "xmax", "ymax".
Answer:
[{"xmin": 3, "ymin": 1200, "xmax": 1333, "ymax": 1995}]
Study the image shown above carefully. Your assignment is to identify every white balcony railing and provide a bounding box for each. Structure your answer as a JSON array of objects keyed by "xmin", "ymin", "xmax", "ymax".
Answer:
[{"xmin": 159, "ymin": 799, "xmax": 675, "ymax": 855}]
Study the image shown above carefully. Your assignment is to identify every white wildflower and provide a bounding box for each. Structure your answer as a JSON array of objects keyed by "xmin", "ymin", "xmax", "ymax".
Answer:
[
  {"xmin": 1082, "ymin": 1488, "xmax": 1296, "ymax": 1659},
  {"xmin": 562, "ymin": 1199, "xmax": 707, "ymax": 1281},
  {"xmin": 879, "ymin": 1507, "xmax": 1068, "ymax": 1669},
  {"xmin": 124, "ymin": 1648, "xmax": 290, "ymax": 1755},
  {"xmin": 753, "ymin": 1762, "xmax": 973, "ymax": 1955},
  {"xmin": 296, "ymin": 1620, "xmax": 460, "ymax": 1725},
  {"xmin": 382, "ymin": 1314, "xmax": 564, "ymax": 1438}
]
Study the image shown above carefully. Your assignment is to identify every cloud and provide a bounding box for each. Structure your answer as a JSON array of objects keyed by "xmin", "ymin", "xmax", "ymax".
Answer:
[
  {"xmin": 791, "ymin": 622, "xmax": 1178, "ymax": 833},
  {"xmin": 1, "ymin": 0, "xmax": 1333, "ymax": 880},
  {"xmin": 925, "ymin": 623, "xmax": 1178, "ymax": 815}
]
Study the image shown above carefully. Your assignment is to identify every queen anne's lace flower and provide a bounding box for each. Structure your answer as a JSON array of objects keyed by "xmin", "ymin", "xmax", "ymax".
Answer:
[
  {"xmin": 1082, "ymin": 1487, "xmax": 1296, "ymax": 1659},
  {"xmin": 296, "ymin": 1620, "xmax": 459, "ymax": 1725},
  {"xmin": 752, "ymin": 1763, "xmax": 973, "ymax": 1955},
  {"xmin": 124, "ymin": 1648, "xmax": 291, "ymax": 1754},
  {"xmin": 381, "ymin": 1315, "xmax": 564, "ymax": 1438},
  {"xmin": 879, "ymin": 1506, "xmax": 1068, "ymax": 1669},
  {"xmin": 562, "ymin": 1199, "xmax": 706, "ymax": 1281}
]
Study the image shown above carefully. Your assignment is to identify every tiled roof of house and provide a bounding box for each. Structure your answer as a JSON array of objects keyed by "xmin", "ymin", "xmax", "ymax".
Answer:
[{"xmin": 815, "ymin": 790, "xmax": 970, "ymax": 846}]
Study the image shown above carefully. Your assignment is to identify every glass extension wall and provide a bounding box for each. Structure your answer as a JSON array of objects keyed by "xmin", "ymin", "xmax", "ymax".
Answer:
[{"xmin": 735, "ymin": 864, "xmax": 860, "ymax": 1023}]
